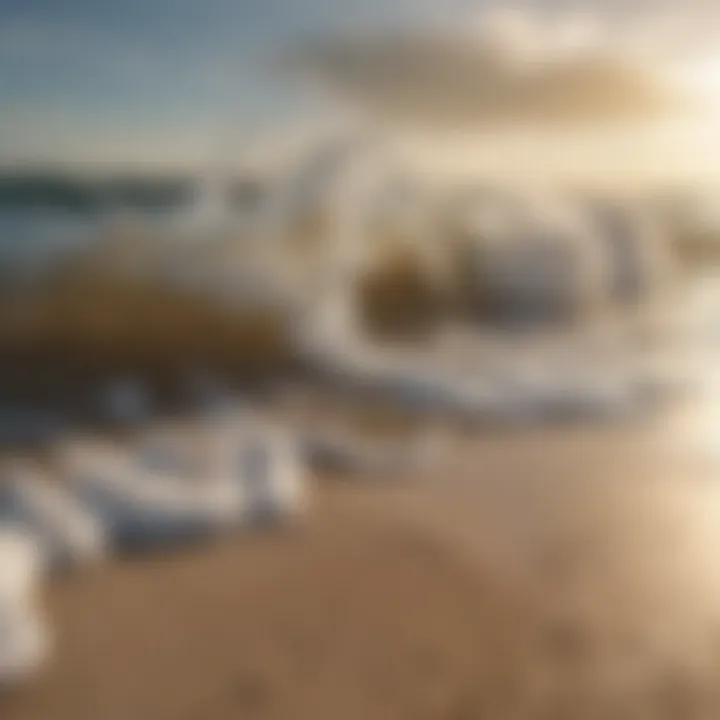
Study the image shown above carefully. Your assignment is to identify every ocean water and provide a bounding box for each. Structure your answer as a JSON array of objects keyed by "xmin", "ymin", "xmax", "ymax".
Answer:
[
  {"xmin": 0, "ymin": 204, "xmax": 223, "ymax": 290},
  {"xmin": 1, "ymin": 195, "xmax": 719, "ymax": 452},
  {"xmin": 0, "ymin": 210, "xmax": 97, "ymax": 285}
]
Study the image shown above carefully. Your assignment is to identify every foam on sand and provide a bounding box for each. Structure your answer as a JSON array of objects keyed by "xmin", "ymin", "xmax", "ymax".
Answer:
[
  {"xmin": 58, "ymin": 440, "xmax": 247, "ymax": 551},
  {"xmin": 0, "ymin": 464, "xmax": 107, "ymax": 571},
  {"xmin": 56, "ymin": 417, "xmax": 308, "ymax": 552},
  {"xmin": 0, "ymin": 528, "xmax": 50, "ymax": 686}
]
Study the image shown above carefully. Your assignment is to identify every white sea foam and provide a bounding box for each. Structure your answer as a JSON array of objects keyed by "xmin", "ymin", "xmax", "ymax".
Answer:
[
  {"xmin": 0, "ymin": 528, "xmax": 51, "ymax": 686},
  {"xmin": 0, "ymin": 464, "xmax": 107, "ymax": 571},
  {"xmin": 56, "ymin": 416, "xmax": 308, "ymax": 551}
]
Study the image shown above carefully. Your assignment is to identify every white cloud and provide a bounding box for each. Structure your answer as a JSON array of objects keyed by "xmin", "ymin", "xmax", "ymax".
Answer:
[{"xmin": 289, "ymin": 6, "xmax": 682, "ymax": 128}]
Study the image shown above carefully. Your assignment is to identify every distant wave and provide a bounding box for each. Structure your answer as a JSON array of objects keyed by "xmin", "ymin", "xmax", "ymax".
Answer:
[{"xmin": 0, "ymin": 174, "xmax": 263, "ymax": 215}]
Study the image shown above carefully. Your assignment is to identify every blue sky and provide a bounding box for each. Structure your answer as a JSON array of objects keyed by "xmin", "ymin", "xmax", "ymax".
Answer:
[
  {"xmin": 1, "ymin": 0, "xmax": 718, "ymax": 173},
  {"xmin": 0, "ymin": 0, "xmax": 470, "ymax": 168}
]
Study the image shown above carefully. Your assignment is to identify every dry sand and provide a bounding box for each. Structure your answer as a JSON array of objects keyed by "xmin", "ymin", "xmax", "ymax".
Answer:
[{"xmin": 3, "ymin": 406, "xmax": 720, "ymax": 719}]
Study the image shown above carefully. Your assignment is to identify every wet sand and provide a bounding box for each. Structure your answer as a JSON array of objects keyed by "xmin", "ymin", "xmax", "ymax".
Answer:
[{"xmin": 3, "ymin": 404, "xmax": 720, "ymax": 719}]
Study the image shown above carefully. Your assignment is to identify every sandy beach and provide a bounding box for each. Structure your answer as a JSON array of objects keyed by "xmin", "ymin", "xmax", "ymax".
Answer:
[{"xmin": 3, "ymin": 400, "xmax": 720, "ymax": 720}]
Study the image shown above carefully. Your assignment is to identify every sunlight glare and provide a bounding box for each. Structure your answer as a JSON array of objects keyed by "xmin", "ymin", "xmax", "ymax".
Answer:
[{"xmin": 680, "ymin": 54, "xmax": 720, "ymax": 108}]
